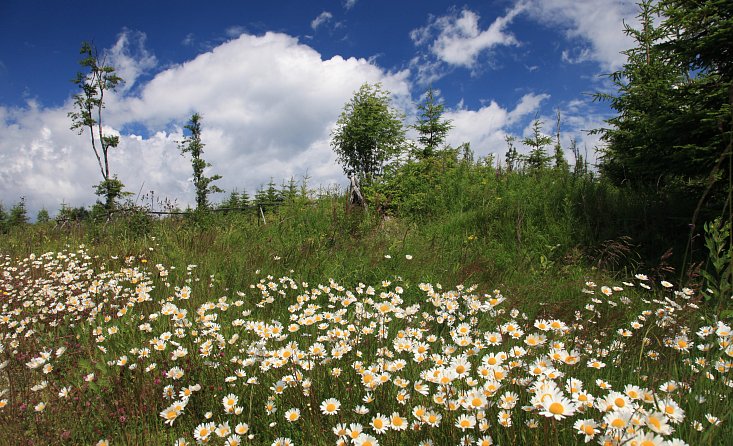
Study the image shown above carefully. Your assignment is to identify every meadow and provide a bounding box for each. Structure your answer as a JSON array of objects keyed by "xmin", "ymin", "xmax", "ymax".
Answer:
[{"xmin": 0, "ymin": 167, "xmax": 731, "ymax": 446}]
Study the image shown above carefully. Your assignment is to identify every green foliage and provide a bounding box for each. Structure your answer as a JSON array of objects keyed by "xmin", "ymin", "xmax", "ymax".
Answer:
[
  {"xmin": 330, "ymin": 83, "xmax": 406, "ymax": 185},
  {"xmin": 0, "ymin": 203, "xmax": 7, "ymax": 233},
  {"xmin": 552, "ymin": 111, "xmax": 569, "ymax": 171},
  {"xmin": 660, "ymin": 0, "xmax": 733, "ymax": 82},
  {"xmin": 522, "ymin": 119, "xmax": 554, "ymax": 170},
  {"xmin": 93, "ymin": 177, "xmax": 131, "ymax": 214},
  {"xmin": 8, "ymin": 197, "xmax": 28, "ymax": 227},
  {"xmin": 68, "ymin": 41, "xmax": 125, "ymax": 211},
  {"xmin": 36, "ymin": 208, "xmax": 50, "ymax": 224},
  {"xmin": 178, "ymin": 113, "xmax": 223, "ymax": 211},
  {"xmin": 57, "ymin": 203, "xmax": 90, "ymax": 223},
  {"xmin": 701, "ymin": 217, "xmax": 732, "ymax": 307},
  {"xmin": 504, "ymin": 135, "xmax": 520, "ymax": 172},
  {"xmin": 219, "ymin": 189, "xmax": 250, "ymax": 212},
  {"xmin": 412, "ymin": 87, "xmax": 453, "ymax": 158},
  {"xmin": 595, "ymin": 0, "xmax": 731, "ymax": 200}
]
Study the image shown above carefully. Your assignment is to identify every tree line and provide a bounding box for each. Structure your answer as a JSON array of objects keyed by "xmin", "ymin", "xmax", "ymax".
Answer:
[{"xmin": 2, "ymin": 0, "xmax": 730, "ymax": 235}]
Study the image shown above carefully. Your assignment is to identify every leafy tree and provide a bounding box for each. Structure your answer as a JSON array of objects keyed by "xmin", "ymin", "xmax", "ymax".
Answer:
[
  {"xmin": 331, "ymin": 83, "xmax": 406, "ymax": 185},
  {"xmin": 178, "ymin": 113, "xmax": 223, "ymax": 211},
  {"xmin": 413, "ymin": 87, "xmax": 453, "ymax": 158},
  {"xmin": 522, "ymin": 119, "xmax": 553, "ymax": 170},
  {"xmin": 68, "ymin": 42, "xmax": 125, "ymax": 211}
]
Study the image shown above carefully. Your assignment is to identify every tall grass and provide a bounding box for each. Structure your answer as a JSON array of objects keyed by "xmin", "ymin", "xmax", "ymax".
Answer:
[{"xmin": 0, "ymin": 161, "xmax": 729, "ymax": 445}]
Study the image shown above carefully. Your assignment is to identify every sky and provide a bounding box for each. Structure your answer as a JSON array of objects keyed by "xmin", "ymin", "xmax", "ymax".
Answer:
[{"xmin": 0, "ymin": 0, "xmax": 640, "ymax": 216}]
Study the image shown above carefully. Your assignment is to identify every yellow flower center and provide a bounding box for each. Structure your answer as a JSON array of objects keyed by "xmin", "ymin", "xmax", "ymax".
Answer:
[
  {"xmin": 614, "ymin": 398, "xmax": 625, "ymax": 407},
  {"xmin": 549, "ymin": 402, "xmax": 564, "ymax": 415},
  {"xmin": 648, "ymin": 416, "xmax": 661, "ymax": 429},
  {"xmin": 611, "ymin": 418, "xmax": 626, "ymax": 429},
  {"xmin": 326, "ymin": 403, "xmax": 336, "ymax": 412}
]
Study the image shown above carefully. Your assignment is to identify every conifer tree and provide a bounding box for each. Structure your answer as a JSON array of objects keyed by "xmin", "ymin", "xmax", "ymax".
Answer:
[
  {"xmin": 522, "ymin": 119, "xmax": 553, "ymax": 170},
  {"xmin": 36, "ymin": 208, "xmax": 51, "ymax": 223},
  {"xmin": 178, "ymin": 113, "xmax": 223, "ymax": 211},
  {"xmin": 413, "ymin": 87, "xmax": 453, "ymax": 158}
]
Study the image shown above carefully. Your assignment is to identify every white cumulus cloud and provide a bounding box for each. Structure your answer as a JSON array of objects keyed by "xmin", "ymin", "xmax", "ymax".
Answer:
[
  {"xmin": 411, "ymin": 4, "xmax": 525, "ymax": 70},
  {"xmin": 445, "ymin": 92, "xmax": 549, "ymax": 158},
  {"xmin": 106, "ymin": 29, "xmax": 158, "ymax": 93},
  {"xmin": 0, "ymin": 31, "xmax": 412, "ymax": 216},
  {"xmin": 522, "ymin": 0, "xmax": 638, "ymax": 71}
]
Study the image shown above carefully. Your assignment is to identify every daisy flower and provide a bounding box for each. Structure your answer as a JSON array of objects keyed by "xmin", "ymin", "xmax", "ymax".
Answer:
[
  {"xmin": 194, "ymin": 422, "xmax": 215, "ymax": 443},
  {"xmin": 573, "ymin": 419, "xmax": 598, "ymax": 442},
  {"xmin": 215, "ymin": 422, "xmax": 231, "ymax": 438},
  {"xmin": 159, "ymin": 404, "xmax": 182, "ymax": 426},
  {"xmin": 475, "ymin": 436, "xmax": 493, "ymax": 446},
  {"xmin": 389, "ymin": 412, "xmax": 408, "ymax": 431},
  {"xmin": 371, "ymin": 413, "xmax": 390, "ymax": 434},
  {"xmin": 539, "ymin": 391, "xmax": 577, "ymax": 420},
  {"xmin": 656, "ymin": 398, "xmax": 685, "ymax": 423},
  {"xmin": 320, "ymin": 398, "xmax": 341, "ymax": 415},
  {"xmin": 234, "ymin": 422, "xmax": 249, "ymax": 435},
  {"xmin": 284, "ymin": 408, "xmax": 300, "ymax": 422},
  {"xmin": 645, "ymin": 411, "xmax": 672, "ymax": 435},
  {"xmin": 346, "ymin": 423, "xmax": 364, "ymax": 440},
  {"xmin": 455, "ymin": 414, "xmax": 477, "ymax": 430},
  {"xmin": 224, "ymin": 434, "xmax": 242, "ymax": 446},
  {"xmin": 353, "ymin": 433, "xmax": 379, "ymax": 446}
]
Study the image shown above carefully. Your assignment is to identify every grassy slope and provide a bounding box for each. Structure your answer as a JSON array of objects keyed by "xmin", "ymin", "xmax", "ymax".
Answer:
[{"xmin": 0, "ymin": 167, "xmax": 729, "ymax": 445}]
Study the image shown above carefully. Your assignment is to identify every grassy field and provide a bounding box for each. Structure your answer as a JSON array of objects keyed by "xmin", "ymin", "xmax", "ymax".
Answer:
[{"xmin": 0, "ymin": 168, "xmax": 730, "ymax": 445}]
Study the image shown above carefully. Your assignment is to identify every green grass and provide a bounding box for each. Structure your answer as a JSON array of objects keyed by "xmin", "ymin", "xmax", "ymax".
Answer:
[{"xmin": 0, "ymin": 166, "xmax": 730, "ymax": 445}]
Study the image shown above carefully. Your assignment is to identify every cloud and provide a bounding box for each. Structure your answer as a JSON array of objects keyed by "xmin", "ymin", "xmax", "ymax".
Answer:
[
  {"xmin": 182, "ymin": 33, "xmax": 195, "ymax": 46},
  {"xmin": 343, "ymin": 0, "xmax": 357, "ymax": 10},
  {"xmin": 0, "ymin": 31, "xmax": 412, "ymax": 216},
  {"xmin": 225, "ymin": 26, "xmax": 247, "ymax": 38},
  {"xmin": 311, "ymin": 11, "xmax": 333, "ymax": 31},
  {"xmin": 106, "ymin": 29, "xmax": 158, "ymax": 93},
  {"xmin": 522, "ymin": 0, "xmax": 638, "ymax": 71},
  {"xmin": 560, "ymin": 47, "xmax": 593, "ymax": 65},
  {"xmin": 445, "ymin": 92, "xmax": 548, "ymax": 157},
  {"xmin": 411, "ymin": 4, "xmax": 525, "ymax": 70}
]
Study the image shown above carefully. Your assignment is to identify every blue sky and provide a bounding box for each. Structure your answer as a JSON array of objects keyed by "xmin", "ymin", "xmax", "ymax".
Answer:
[{"xmin": 0, "ymin": 0, "xmax": 639, "ymax": 214}]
